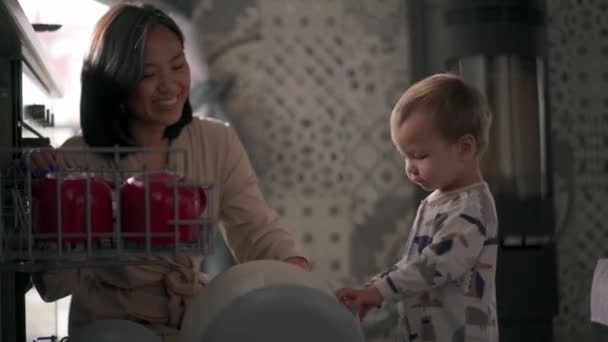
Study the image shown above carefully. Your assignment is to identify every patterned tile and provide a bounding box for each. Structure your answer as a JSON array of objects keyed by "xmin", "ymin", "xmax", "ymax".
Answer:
[{"xmin": 547, "ymin": 0, "xmax": 608, "ymax": 340}]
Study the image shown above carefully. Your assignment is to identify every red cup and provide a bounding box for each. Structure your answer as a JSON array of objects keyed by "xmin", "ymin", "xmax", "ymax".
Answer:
[
  {"xmin": 119, "ymin": 172, "xmax": 207, "ymax": 246},
  {"xmin": 32, "ymin": 173, "xmax": 113, "ymax": 242}
]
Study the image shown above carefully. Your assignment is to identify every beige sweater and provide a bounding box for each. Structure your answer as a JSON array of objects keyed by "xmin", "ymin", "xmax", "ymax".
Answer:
[{"xmin": 34, "ymin": 118, "xmax": 305, "ymax": 341}]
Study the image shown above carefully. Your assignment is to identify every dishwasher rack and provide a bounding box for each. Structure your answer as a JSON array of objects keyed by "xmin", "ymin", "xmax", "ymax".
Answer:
[{"xmin": 0, "ymin": 146, "xmax": 217, "ymax": 272}]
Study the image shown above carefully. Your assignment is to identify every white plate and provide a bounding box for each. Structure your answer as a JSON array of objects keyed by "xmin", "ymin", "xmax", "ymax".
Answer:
[{"xmin": 180, "ymin": 260, "xmax": 364, "ymax": 342}]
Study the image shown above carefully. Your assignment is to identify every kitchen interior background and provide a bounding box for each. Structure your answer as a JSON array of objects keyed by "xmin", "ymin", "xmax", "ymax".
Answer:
[{"xmin": 17, "ymin": 0, "xmax": 608, "ymax": 341}]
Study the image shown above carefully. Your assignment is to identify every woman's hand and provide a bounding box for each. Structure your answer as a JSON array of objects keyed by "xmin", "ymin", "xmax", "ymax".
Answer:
[
  {"xmin": 284, "ymin": 256, "xmax": 310, "ymax": 270},
  {"xmin": 336, "ymin": 286, "xmax": 384, "ymax": 321},
  {"xmin": 25, "ymin": 149, "xmax": 59, "ymax": 177}
]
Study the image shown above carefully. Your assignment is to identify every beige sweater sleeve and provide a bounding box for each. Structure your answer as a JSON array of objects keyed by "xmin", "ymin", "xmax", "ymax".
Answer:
[
  {"xmin": 216, "ymin": 124, "xmax": 305, "ymax": 262},
  {"xmin": 32, "ymin": 269, "xmax": 80, "ymax": 302}
]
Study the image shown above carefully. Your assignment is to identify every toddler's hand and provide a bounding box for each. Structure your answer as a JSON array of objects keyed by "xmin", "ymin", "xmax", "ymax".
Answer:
[
  {"xmin": 335, "ymin": 287, "xmax": 358, "ymax": 314},
  {"xmin": 336, "ymin": 287, "xmax": 384, "ymax": 321}
]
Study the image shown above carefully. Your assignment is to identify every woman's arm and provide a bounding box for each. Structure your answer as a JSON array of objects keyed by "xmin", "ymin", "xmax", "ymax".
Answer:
[
  {"xmin": 218, "ymin": 126, "xmax": 308, "ymax": 264},
  {"xmin": 32, "ymin": 270, "xmax": 79, "ymax": 302}
]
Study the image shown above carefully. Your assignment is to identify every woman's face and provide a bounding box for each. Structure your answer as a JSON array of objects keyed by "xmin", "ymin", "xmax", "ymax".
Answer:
[{"xmin": 129, "ymin": 24, "xmax": 190, "ymax": 130}]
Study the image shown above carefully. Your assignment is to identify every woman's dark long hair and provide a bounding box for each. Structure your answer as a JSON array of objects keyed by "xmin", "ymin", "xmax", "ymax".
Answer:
[{"xmin": 80, "ymin": 2, "xmax": 192, "ymax": 148}]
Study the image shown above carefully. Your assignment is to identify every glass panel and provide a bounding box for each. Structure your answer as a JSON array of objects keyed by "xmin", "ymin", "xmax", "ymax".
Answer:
[{"xmin": 450, "ymin": 55, "xmax": 547, "ymax": 200}]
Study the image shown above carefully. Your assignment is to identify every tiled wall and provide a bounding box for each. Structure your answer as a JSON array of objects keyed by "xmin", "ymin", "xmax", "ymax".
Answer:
[
  {"xmin": 192, "ymin": 0, "xmax": 413, "ymax": 339},
  {"xmin": 547, "ymin": 0, "xmax": 608, "ymax": 340}
]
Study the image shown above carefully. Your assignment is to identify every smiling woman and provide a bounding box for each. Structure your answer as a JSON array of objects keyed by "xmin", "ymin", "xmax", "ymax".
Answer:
[
  {"xmin": 30, "ymin": 3, "xmax": 309, "ymax": 342},
  {"xmin": 79, "ymin": 3, "xmax": 193, "ymax": 153},
  {"xmin": 129, "ymin": 25, "xmax": 191, "ymax": 146}
]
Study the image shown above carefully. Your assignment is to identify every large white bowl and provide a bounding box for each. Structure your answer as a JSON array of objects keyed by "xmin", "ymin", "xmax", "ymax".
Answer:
[{"xmin": 180, "ymin": 260, "xmax": 364, "ymax": 342}]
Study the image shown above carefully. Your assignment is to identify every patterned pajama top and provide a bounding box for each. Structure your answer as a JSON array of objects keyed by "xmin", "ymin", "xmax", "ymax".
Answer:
[{"xmin": 373, "ymin": 182, "xmax": 499, "ymax": 342}]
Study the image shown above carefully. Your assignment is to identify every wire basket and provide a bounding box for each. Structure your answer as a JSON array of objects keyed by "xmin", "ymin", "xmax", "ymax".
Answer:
[{"xmin": 0, "ymin": 146, "xmax": 218, "ymax": 272}]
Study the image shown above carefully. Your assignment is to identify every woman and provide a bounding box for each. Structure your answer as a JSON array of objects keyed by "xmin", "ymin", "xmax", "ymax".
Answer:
[{"xmin": 31, "ymin": 3, "xmax": 308, "ymax": 341}]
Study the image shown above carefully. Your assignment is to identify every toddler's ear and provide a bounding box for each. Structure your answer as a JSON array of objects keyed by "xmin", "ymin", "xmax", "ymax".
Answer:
[{"xmin": 458, "ymin": 134, "xmax": 477, "ymax": 157}]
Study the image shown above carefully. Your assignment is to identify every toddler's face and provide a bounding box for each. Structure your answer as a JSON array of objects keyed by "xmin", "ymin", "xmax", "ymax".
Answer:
[{"xmin": 391, "ymin": 111, "xmax": 465, "ymax": 192}]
